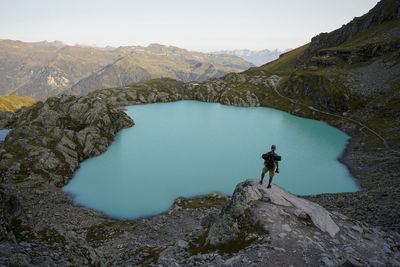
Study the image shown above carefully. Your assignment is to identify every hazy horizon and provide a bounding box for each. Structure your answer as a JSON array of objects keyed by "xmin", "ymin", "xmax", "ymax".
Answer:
[
  {"xmin": 1, "ymin": 38, "xmax": 290, "ymax": 52},
  {"xmin": 1, "ymin": 0, "xmax": 379, "ymax": 52}
]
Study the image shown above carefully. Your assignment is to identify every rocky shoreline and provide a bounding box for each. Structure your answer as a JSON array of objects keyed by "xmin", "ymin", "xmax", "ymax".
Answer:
[
  {"xmin": 0, "ymin": 73, "xmax": 399, "ymax": 265},
  {"xmin": 304, "ymin": 118, "xmax": 400, "ymax": 232},
  {"xmin": 86, "ymin": 74, "xmax": 400, "ymax": 232},
  {"xmin": 1, "ymin": 1, "xmax": 400, "ymax": 264}
]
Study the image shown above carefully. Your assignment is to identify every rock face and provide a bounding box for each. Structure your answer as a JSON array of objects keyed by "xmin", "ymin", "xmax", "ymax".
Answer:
[
  {"xmin": 0, "ymin": 185, "xmax": 28, "ymax": 243},
  {"xmin": 279, "ymin": 0, "xmax": 400, "ymax": 113},
  {"xmin": 90, "ymin": 76, "xmax": 264, "ymax": 109},
  {"xmin": 206, "ymin": 180, "xmax": 339, "ymax": 245},
  {"xmin": 184, "ymin": 179, "xmax": 400, "ymax": 266},
  {"xmin": 306, "ymin": 0, "xmax": 400, "ymax": 54},
  {"xmin": 0, "ymin": 95, "xmax": 133, "ymax": 186},
  {"xmin": 0, "ymin": 111, "xmax": 15, "ymax": 129}
]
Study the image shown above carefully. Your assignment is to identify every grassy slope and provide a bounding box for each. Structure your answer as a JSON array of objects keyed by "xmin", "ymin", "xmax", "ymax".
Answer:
[
  {"xmin": 254, "ymin": 44, "xmax": 309, "ymax": 73},
  {"xmin": 246, "ymin": 18, "xmax": 400, "ymax": 113},
  {"xmin": 0, "ymin": 95, "xmax": 38, "ymax": 112}
]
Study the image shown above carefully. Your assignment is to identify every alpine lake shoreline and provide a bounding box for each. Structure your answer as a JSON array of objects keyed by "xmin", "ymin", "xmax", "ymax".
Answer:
[
  {"xmin": 2, "ymin": 1, "xmax": 400, "ymax": 263},
  {"xmin": 0, "ymin": 74, "xmax": 399, "ymax": 265},
  {"xmin": 86, "ymin": 74, "xmax": 400, "ymax": 233}
]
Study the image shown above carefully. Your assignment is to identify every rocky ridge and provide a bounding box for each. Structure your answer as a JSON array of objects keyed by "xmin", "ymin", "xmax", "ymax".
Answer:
[
  {"xmin": 306, "ymin": 0, "xmax": 400, "ymax": 54},
  {"xmin": 162, "ymin": 180, "xmax": 400, "ymax": 266}
]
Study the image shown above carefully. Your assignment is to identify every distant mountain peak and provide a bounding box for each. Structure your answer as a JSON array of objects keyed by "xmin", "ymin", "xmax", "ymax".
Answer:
[
  {"xmin": 34, "ymin": 40, "xmax": 66, "ymax": 47},
  {"xmin": 212, "ymin": 48, "xmax": 291, "ymax": 66}
]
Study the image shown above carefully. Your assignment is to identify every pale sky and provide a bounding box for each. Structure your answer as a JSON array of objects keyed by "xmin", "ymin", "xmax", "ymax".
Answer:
[{"xmin": 0, "ymin": 0, "xmax": 378, "ymax": 52}]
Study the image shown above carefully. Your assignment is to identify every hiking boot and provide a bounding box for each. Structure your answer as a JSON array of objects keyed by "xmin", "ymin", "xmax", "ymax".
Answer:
[{"xmin": 267, "ymin": 184, "xmax": 271, "ymax": 189}]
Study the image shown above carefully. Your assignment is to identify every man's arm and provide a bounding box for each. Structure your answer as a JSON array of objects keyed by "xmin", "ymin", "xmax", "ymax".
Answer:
[{"xmin": 275, "ymin": 155, "xmax": 279, "ymax": 173}]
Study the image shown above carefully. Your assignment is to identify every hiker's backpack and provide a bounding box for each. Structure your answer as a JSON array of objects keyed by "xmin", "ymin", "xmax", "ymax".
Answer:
[{"xmin": 262, "ymin": 152, "xmax": 275, "ymax": 169}]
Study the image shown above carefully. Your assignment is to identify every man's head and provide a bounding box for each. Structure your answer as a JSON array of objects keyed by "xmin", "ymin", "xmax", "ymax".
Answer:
[{"xmin": 271, "ymin": 144, "xmax": 276, "ymax": 151}]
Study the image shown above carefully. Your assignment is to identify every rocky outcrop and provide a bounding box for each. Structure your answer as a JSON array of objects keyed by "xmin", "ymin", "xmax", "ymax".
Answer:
[
  {"xmin": 0, "ymin": 94, "xmax": 133, "ymax": 186},
  {"xmin": 182, "ymin": 179, "xmax": 400, "ymax": 266},
  {"xmin": 307, "ymin": 0, "xmax": 400, "ymax": 53},
  {"xmin": 90, "ymin": 76, "xmax": 264, "ymax": 109},
  {"xmin": 0, "ymin": 185, "xmax": 29, "ymax": 243},
  {"xmin": 0, "ymin": 111, "xmax": 15, "ymax": 129},
  {"xmin": 0, "ymin": 95, "xmax": 134, "ymax": 265},
  {"xmin": 206, "ymin": 180, "xmax": 339, "ymax": 244}
]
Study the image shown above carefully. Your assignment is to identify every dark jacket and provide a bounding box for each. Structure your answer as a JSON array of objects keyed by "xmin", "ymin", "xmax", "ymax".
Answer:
[{"xmin": 262, "ymin": 151, "xmax": 279, "ymax": 168}]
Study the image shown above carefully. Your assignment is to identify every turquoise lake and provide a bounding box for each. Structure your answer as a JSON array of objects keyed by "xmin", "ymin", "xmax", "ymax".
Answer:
[{"xmin": 63, "ymin": 100, "xmax": 359, "ymax": 219}]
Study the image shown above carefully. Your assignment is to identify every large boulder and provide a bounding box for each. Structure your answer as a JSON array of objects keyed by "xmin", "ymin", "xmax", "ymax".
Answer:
[
  {"xmin": 198, "ymin": 179, "xmax": 400, "ymax": 266},
  {"xmin": 205, "ymin": 179, "xmax": 340, "ymax": 246}
]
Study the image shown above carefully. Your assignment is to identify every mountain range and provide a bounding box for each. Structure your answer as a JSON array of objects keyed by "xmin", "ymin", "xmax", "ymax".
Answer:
[
  {"xmin": 1, "ymin": 0, "xmax": 400, "ymax": 265},
  {"xmin": 212, "ymin": 48, "xmax": 291, "ymax": 66},
  {"xmin": 0, "ymin": 41, "xmax": 254, "ymax": 100}
]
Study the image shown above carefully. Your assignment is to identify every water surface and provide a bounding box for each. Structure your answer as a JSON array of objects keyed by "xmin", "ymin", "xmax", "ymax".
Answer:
[
  {"xmin": 0, "ymin": 129, "xmax": 10, "ymax": 141},
  {"xmin": 63, "ymin": 101, "xmax": 358, "ymax": 219}
]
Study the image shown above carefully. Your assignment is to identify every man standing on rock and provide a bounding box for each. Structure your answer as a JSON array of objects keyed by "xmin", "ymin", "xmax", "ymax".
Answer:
[{"xmin": 260, "ymin": 145, "xmax": 280, "ymax": 188}]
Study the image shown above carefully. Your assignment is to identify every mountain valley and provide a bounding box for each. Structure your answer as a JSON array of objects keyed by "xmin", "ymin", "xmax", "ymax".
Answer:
[
  {"xmin": 0, "ymin": 0, "xmax": 400, "ymax": 265},
  {"xmin": 0, "ymin": 41, "xmax": 253, "ymax": 100}
]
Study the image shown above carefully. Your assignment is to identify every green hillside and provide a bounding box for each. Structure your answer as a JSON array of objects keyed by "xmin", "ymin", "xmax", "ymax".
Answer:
[
  {"xmin": 247, "ymin": 3, "xmax": 400, "ymax": 147},
  {"xmin": 0, "ymin": 95, "xmax": 38, "ymax": 112}
]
